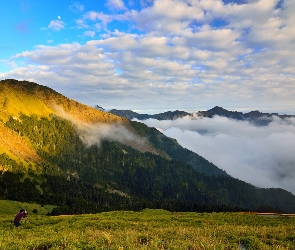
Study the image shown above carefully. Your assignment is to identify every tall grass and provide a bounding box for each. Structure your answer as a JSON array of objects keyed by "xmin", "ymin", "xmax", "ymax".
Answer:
[
  {"xmin": 1, "ymin": 208, "xmax": 295, "ymax": 249},
  {"xmin": 0, "ymin": 200, "xmax": 55, "ymax": 215}
]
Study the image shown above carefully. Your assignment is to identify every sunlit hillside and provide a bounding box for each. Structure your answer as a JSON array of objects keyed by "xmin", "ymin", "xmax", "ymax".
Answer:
[
  {"xmin": 2, "ymin": 79, "xmax": 295, "ymax": 215},
  {"xmin": 0, "ymin": 79, "xmax": 125, "ymax": 123},
  {"xmin": 0, "ymin": 79, "xmax": 132, "ymax": 168}
]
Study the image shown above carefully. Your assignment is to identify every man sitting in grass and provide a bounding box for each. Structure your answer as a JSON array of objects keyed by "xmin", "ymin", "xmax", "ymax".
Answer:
[{"xmin": 13, "ymin": 209, "xmax": 28, "ymax": 227}]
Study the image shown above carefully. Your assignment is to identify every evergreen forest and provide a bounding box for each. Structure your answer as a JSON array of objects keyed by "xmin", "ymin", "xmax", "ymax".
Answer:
[{"xmin": 1, "ymin": 79, "xmax": 295, "ymax": 214}]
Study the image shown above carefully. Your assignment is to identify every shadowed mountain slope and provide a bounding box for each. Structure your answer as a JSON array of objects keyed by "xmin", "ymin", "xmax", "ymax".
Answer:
[{"xmin": 1, "ymin": 79, "xmax": 295, "ymax": 214}]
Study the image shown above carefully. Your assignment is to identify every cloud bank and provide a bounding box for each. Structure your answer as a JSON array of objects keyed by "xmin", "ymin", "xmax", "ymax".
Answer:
[
  {"xmin": 139, "ymin": 115, "xmax": 295, "ymax": 194},
  {"xmin": 1, "ymin": 0, "xmax": 294, "ymax": 114}
]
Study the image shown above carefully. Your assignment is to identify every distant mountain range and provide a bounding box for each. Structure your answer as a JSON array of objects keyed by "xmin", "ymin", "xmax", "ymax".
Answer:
[
  {"xmin": 1, "ymin": 79, "xmax": 295, "ymax": 214},
  {"xmin": 109, "ymin": 106, "xmax": 294, "ymax": 126},
  {"xmin": 109, "ymin": 109, "xmax": 191, "ymax": 121}
]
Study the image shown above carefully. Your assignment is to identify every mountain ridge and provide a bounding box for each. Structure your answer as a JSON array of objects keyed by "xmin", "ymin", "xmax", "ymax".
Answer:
[
  {"xmin": 1, "ymin": 79, "xmax": 126, "ymax": 124},
  {"xmin": 109, "ymin": 106, "xmax": 294, "ymax": 126},
  {"xmin": 1, "ymin": 79, "xmax": 295, "ymax": 214}
]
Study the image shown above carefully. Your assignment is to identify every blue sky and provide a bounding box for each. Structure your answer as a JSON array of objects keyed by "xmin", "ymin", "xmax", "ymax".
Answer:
[{"xmin": 0, "ymin": 0, "xmax": 294, "ymax": 114}]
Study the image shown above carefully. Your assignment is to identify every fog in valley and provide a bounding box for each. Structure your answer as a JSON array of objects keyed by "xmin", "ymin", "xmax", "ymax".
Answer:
[{"xmin": 139, "ymin": 115, "xmax": 295, "ymax": 195}]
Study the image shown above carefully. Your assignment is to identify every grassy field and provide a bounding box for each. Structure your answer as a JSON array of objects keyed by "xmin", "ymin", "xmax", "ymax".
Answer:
[
  {"xmin": 1, "ymin": 201, "xmax": 295, "ymax": 249},
  {"xmin": 0, "ymin": 200, "xmax": 55, "ymax": 216}
]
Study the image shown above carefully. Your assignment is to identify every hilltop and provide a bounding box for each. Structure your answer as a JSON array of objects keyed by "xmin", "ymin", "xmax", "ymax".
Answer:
[{"xmin": 1, "ymin": 79, "xmax": 295, "ymax": 214}]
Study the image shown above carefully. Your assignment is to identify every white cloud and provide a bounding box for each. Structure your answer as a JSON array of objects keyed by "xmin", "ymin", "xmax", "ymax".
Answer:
[
  {"xmin": 83, "ymin": 11, "xmax": 130, "ymax": 30},
  {"xmin": 84, "ymin": 31, "xmax": 95, "ymax": 38},
  {"xmin": 48, "ymin": 20, "xmax": 65, "ymax": 31},
  {"xmin": 69, "ymin": 2, "xmax": 84, "ymax": 13},
  {"xmin": 83, "ymin": 11, "xmax": 114, "ymax": 29},
  {"xmin": 107, "ymin": 0, "xmax": 126, "ymax": 10},
  {"xmin": 139, "ymin": 115, "xmax": 295, "ymax": 194},
  {"xmin": 1, "ymin": 0, "xmax": 295, "ymax": 113},
  {"xmin": 10, "ymin": 43, "xmax": 114, "ymax": 82},
  {"xmin": 131, "ymin": 0, "xmax": 204, "ymax": 33},
  {"xmin": 75, "ymin": 19, "xmax": 89, "ymax": 29}
]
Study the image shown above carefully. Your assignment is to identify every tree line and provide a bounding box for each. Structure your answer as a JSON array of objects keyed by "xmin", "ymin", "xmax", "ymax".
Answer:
[{"xmin": 1, "ymin": 113, "xmax": 294, "ymax": 214}]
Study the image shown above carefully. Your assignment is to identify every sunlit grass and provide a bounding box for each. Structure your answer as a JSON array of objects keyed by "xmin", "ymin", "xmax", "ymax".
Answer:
[
  {"xmin": 0, "ymin": 200, "xmax": 55, "ymax": 216},
  {"xmin": 1, "ymin": 209, "xmax": 295, "ymax": 249},
  {"xmin": 0, "ymin": 85, "xmax": 53, "ymax": 122}
]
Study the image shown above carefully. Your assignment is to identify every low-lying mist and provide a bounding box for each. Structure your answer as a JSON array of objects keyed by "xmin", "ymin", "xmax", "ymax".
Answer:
[
  {"xmin": 76, "ymin": 121, "xmax": 146, "ymax": 148},
  {"xmin": 56, "ymin": 106, "xmax": 147, "ymax": 150},
  {"xmin": 138, "ymin": 115, "xmax": 295, "ymax": 195}
]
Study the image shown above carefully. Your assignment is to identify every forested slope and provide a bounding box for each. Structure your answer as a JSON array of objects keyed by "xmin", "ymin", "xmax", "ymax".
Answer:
[{"xmin": 1, "ymin": 79, "xmax": 295, "ymax": 214}]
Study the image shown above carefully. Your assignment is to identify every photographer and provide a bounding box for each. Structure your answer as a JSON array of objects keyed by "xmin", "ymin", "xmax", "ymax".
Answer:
[{"xmin": 13, "ymin": 209, "xmax": 28, "ymax": 227}]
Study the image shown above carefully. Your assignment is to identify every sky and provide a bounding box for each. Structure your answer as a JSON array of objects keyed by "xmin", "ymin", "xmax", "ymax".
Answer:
[
  {"xmin": 139, "ymin": 115, "xmax": 295, "ymax": 194},
  {"xmin": 0, "ymin": 0, "xmax": 294, "ymax": 114}
]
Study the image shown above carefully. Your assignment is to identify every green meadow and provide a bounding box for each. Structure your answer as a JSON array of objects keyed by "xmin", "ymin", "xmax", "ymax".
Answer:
[{"xmin": 1, "ymin": 200, "xmax": 295, "ymax": 249}]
